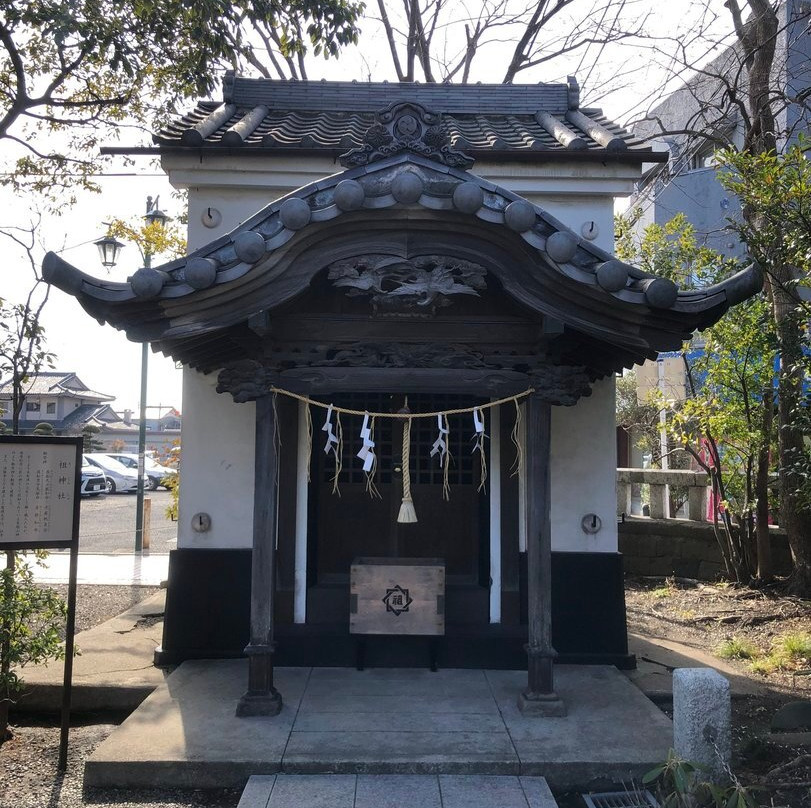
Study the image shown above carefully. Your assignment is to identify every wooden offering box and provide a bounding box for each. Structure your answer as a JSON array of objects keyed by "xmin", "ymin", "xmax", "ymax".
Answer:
[{"xmin": 350, "ymin": 557, "xmax": 445, "ymax": 636}]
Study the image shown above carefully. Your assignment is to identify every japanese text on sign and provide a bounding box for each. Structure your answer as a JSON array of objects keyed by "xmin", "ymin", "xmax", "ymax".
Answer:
[{"xmin": 0, "ymin": 444, "xmax": 77, "ymax": 544}]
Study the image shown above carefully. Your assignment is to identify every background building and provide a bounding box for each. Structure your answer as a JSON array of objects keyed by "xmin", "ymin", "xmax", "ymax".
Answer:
[
  {"xmin": 629, "ymin": 0, "xmax": 811, "ymax": 258},
  {"xmin": 0, "ymin": 369, "xmax": 181, "ymax": 451}
]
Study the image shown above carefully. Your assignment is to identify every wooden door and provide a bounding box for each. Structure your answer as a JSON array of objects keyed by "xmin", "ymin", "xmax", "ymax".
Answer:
[{"xmin": 308, "ymin": 393, "xmax": 488, "ymax": 622}]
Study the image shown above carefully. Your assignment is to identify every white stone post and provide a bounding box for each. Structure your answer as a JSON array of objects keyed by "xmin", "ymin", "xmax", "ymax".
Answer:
[
  {"xmin": 616, "ymin": 469, "xmax": 632, "ymax": 516},
  {"xmin": 648, "ymin": 483, "xmax": 669, "ymax": 519},
  {"xmin": 673, "ymin": 668, "xmax": 731, "ymax": 784},
  {"xmin": 688, "ymin": 485, "xmax": 708, "ymax": 522}
]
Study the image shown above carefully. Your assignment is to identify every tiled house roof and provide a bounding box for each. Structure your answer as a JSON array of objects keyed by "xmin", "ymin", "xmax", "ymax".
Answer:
[
  {"xmin": 154, "ymin": 75, "xmax": 665, "ymax": 164},
  {"xmin": 0, "ymin": 371, "xmax": 113, "ymax": 402}
]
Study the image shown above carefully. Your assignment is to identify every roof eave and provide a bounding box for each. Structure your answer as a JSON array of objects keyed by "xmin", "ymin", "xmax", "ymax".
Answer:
[{"xmin": 102, "ymin": 143, "xmax": 668, "ymax": 164}]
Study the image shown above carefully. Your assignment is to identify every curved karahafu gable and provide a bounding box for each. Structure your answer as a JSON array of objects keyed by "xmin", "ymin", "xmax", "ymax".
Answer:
[{"xmin": 44, "ymin": 152, "xmax": 761, "ymax": 376}]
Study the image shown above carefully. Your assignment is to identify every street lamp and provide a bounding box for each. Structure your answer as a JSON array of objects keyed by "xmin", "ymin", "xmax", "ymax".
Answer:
[
  {"xmin": 98, "ymin": 195, "xmax": 171, "ymax": 553},
  {"xmin": 94, "ymin": 234, "xmax": 125, "ymax": 268},
  {"xmin": 143, "ymin": 196, "xmax": 170, "ymax": 231}
]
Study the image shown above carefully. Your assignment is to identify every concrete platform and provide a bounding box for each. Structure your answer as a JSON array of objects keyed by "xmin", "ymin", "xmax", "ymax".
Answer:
[
  {"xmin": 85, "ymin": 662, "xmax": 673, "ymax": 791},
  {"xmin": 18, "ymin": 591, "xmax": 168, "ymax": 712},
  {"xmin": 237, "ymin": 774, "xmax": 558, "ymax": 808}
]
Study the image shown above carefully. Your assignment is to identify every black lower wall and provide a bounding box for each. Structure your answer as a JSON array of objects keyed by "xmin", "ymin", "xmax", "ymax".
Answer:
[{"xmin": 154, "ymin": 548, "xmax": 633, "ymax": 669}]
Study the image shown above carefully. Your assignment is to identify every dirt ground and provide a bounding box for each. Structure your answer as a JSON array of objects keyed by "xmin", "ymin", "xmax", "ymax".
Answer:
[
  {"xmin": 626, "ymin": 576, "xmax": 811, "ymax": 808},
  {"xmin": 0, "ymin": 580, "xmax": 808, "ymax": 807}
]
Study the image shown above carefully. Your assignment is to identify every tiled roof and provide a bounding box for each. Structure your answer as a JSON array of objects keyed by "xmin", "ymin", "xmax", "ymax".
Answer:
[
  {"xmin": 0, "ymin": 372, "xmax": 113, "ymax": 401},
  {"xmin": 154, "ymin": 75, "xmax": 664, "ymax": 163},
  {"xmin": 60, "ymin": 403, "xmax": 106, "ymax": 429},
  {"xmin": 0, "ymin": 371, "xmax": 74, "ymax": 396}
]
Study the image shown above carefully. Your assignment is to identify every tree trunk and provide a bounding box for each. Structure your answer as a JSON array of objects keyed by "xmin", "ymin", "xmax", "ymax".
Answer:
[
  {"xmin": 0, "ymin": 551, "xmax": 14, "ymax": 742},
  {"xmin": 755, "ymin": 386, "xmax": 773, "ymax": 581},
  {"xmin": 11, "ymin": 376, "xmax": 22, "ymax": 435},
  {"xmin": 772, "ymin": 287, "xmax": 811, "ymax": 595}
]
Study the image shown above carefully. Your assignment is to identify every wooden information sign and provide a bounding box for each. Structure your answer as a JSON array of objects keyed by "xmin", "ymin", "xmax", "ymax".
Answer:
[
  {"xmin": 0, "ymin": 438, "xmax": 80, "ymax": 548},
  {"xmin": 0, "ymin": 436, "xmax": 82, "ymax": 771},
  {"xmin": 350, "ymin": 557, "xmax": 445, "ymax": 636}
]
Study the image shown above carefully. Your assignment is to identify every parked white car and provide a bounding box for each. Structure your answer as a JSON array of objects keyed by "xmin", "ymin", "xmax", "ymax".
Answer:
[
  {"xmin": 84, "ymin": 453, "xmax": 139, "ymax": 494},
  {"xmin": 103, "ymin": 452, "xmax": 178, "ymax": 491},
  {"xmin": 80, "ymin": 456, "xmax": 107, "ymax": 497}
]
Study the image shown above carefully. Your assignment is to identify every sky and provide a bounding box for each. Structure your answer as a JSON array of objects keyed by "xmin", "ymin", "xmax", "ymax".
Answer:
[{"xmin": 0, "ymin": 1, "xmax": 735, "ymax": 414}]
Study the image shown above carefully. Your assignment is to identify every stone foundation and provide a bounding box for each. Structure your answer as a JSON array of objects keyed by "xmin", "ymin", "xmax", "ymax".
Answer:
[{"xmin": 619, "ymin": 517, "xmax": 792, "ymax": 579}]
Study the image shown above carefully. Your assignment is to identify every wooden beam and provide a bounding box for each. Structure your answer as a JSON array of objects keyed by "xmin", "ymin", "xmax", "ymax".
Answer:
[
  {"xmin": 518, "ymin": 393, "xmax": 565, "ymax": 716},
  {"xmin": 236, "ymin": 395, "xmax": 283, "ymax": 717},
  {"xmin": 280, "ymin": 367, "xmax": 530, "ymax": 396}
]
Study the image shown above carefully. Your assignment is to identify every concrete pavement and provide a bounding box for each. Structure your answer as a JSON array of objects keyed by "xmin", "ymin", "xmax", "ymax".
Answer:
[
  {"xmin": 31, "ymin": 551, "xmax": 169, "ymax": 586},
  {"xmin": 84, "ymin": 662, "xmax": 674, "ymax": 790},
  {"xmin": 237, "ymin": 774, "xmax": 558, "ymax": 808},
  {"xmin": 18, "ymin": 590, "xmax": 168, "ymax": 713},
  {"xmin": 77, "ymin": 489, "xmax": 177, "ymax": 554}
]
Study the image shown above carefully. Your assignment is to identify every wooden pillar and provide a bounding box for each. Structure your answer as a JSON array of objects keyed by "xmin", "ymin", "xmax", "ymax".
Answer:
[
  {"xmin": 518, "ymin": 393, "xmax": 565, "ymax": 716},
  {"xmin": 294, "ymin": 400, "xmax": 309, "ymax": 624},
  {"xmin": 236, "ymin": 395, "xmax": 283, "ymax": 717},
  {"xmin": 489, "ymin": 402, "xmax": 502, "ymax": 624}
]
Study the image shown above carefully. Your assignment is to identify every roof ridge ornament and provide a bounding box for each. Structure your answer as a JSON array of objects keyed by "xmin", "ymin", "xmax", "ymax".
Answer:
[{"xmin": 339, "ymin": 100, "xmax": 474, "ymax": 169}]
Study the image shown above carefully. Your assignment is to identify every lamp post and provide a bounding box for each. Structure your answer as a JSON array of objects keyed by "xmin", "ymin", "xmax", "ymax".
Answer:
[{"xmin": 95, "ymin": 195, "xmax": 170, "ymax": 553}]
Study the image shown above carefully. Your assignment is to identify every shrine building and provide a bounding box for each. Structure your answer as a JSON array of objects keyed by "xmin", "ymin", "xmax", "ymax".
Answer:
[{"xmin": 44, "ymin": 76, "xmax": 760, "ymax": 716}]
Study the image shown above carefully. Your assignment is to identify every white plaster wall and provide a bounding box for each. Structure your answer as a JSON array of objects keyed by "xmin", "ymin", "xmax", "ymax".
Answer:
[
  {"xmin": 174, "ymin": 153, "xmax": 625, "ymax": 256},
  {"xmin": 550, "ymin": 376, "xmax": 618, "ymax": 553},
  {"xmin": 524, "ymin": 196, "xmax": 614, "ymax": 253},
  {"xmin": 179, "ymin": 185, "xmax": 278, "ymax": 550},
  {"xmin": 177, "ymin": 368, "xmax": 255, "ymax": 549}
]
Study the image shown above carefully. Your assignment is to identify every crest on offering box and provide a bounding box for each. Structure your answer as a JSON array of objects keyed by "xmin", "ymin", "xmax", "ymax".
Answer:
[{"xmin": 383, "ymin": 585, "xmax": 413, "ymax": 616}]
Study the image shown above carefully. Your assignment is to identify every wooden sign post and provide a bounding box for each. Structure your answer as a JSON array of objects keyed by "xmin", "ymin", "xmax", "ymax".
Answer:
[{"xmin": 0, "ymin": 436, "xmax": 82, "ymax": 771}]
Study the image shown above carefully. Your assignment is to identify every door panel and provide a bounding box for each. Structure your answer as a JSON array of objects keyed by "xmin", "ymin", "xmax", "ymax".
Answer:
[{"xmin": 310, "ymin": 393, "xmax": 488, "ymax": 618}]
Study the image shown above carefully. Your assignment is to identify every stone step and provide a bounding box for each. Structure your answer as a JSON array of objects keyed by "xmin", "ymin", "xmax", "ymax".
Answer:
[{"xmin": 238, "ymin": 774, "xmax": 558, "ymax": 808}]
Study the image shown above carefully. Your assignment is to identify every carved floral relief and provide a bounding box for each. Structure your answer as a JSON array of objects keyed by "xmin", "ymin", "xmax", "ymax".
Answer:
[{"xmin": 327, "ymin": 254, "xmax": 487, "ymax": 314}]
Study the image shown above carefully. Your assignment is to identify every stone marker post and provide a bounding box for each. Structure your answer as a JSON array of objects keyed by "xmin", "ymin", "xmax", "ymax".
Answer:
[{"xmin": 673, "ymin": 668, "xmax": 731, "ymax": 784}]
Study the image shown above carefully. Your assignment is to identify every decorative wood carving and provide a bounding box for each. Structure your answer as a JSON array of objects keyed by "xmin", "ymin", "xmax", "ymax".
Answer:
[
  {"xmin": 217, "ymin": 357, "xmax": 594, "ymax": 405},
  {"xmin": 528, "ymin": 365, "xmax": 593, "ymax": 406},
  {"xmin": 339, "ymin": 101, "xmax": 474, "ymax": 169},
  {"xmin": 313, "ymin": 342, "xmax": 494, "ymax": 369},
  {"xmin": 281, "ymin": 367, "xmax": 530, "ymax": 395},
  {"xmin": 328, "ymin": 254, "xmax": 487, "ymax": 314},
  {"xmin": 216, "ymin": 360, "xmax": 279, "ymax": 402}
]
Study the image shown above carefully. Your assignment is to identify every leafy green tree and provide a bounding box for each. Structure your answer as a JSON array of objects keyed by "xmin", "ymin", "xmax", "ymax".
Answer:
[
  {"xmin": 617, "ymin": 211, "xmax": 777, "ymax": 583},
  {"xmin": 664, "ymin": 298, "xmax": 776, "ymax": 583},
  {"xmin": 31, "ymin": 422, "xmax": 53, "ymax": 435},
  {"xmin": 615, "ymin": 210, "xmax": 740, "ymax": 287},
  {"xmin": 0, "ymin": 554, "xmax": 67, "ymax": 741},
  {"xmin": 0, "ymin": 0, "xmax": 363, "ymax": 195},
  {"xmin": 717, "ymin": 143, "xmax": 811, "ymax": 594}
]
